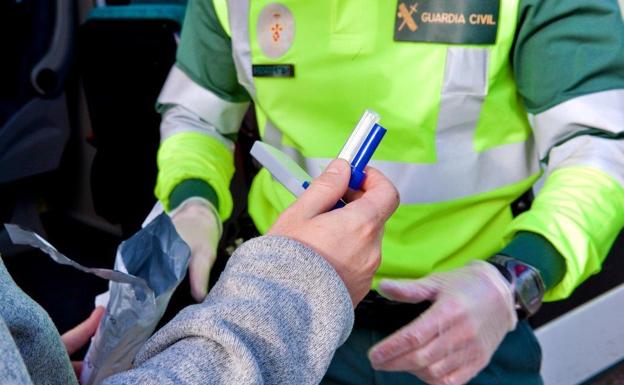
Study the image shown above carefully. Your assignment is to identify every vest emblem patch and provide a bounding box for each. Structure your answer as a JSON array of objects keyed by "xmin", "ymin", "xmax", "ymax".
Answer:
[
  {"xmin": 257, "ymin": 3, "xmax": 295, "ymax": 58},
  {"xmin": 394, "ymin": 0, "xmax": 499, "ymax": 45}
]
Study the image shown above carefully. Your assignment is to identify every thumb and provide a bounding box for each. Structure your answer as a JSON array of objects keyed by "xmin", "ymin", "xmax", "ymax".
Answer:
[
  {"xmin": 378, "ymin": 278, "xmax": 438, "ymax": 304},
  {"xmin": 61, "ymin": 307, "xmax": 105, "ymax": 355},
  {"xmin": 291, "ymin": 159, "xmax": 351, "ymax": 218},
  {"xmin": 189, "ymin": 248, "xmax": 216, "ymax": 302}
]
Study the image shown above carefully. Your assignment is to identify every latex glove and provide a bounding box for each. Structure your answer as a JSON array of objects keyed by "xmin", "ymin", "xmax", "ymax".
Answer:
[
  {"xmin": 368, "ymin": 260, "xmax": 517, "ymax": 385},
  {"xmin": 170, "ymin": 197, "xmax": 222, "ymax": 302},
  {"xmin": 61, "ymin": 306, "xmax": 106, "ymax": 379},
  {"xmin": 269, "ymin": 159, "xmax": 400, "ymax": 306}
]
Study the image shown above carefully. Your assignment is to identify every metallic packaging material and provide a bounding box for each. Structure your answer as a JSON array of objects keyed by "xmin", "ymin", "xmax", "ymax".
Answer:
[{"xmin": 5, "ymin": 213, "xmax": 190, "ymax": 385}]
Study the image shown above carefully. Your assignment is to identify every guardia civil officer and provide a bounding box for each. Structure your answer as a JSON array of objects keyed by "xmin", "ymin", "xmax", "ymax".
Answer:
[{"xmin": 153, "ymin": 0, "xmax": 624, "ymax": 383}]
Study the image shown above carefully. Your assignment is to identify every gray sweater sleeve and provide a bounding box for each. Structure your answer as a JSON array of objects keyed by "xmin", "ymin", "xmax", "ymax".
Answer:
[
  {"xmin": 103, "ymin": 235, "xmax": 355, "ymax": 385},
  {"xmin": 0, "ymin": 316, "xmax": 34, "ymax": 385},
  {"xmin": 0, "ymin": 258, "xmax": 78, "ymax": 385}
]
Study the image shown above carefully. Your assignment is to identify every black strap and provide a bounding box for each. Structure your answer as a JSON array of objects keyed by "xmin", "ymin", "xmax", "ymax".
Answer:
[{"xmin": 354, "ymin": 291, "xmax": 431, "ymax": 332}]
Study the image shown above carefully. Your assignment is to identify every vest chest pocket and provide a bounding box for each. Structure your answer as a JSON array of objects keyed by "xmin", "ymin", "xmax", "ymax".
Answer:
[{"xmin": 329, "ymin": 0, "xmax": 379, "ymax": 55}]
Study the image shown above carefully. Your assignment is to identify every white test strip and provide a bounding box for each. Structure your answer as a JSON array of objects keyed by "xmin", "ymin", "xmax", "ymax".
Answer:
[
  {"xmin": 337, "ymin": 110, "xmax": 380, "ymax": 162},
  {"xmin": 250, "ymin": 141, "xmax": 313, "ymax": 197}
]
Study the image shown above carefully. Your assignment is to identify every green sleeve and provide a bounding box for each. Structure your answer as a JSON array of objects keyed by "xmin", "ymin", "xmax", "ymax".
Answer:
[
  {"xmin": 176, "ymin": 0, "xmax": 249, "ymax": 103},
  {"xmin": 504, "ymin": 0, "xmax": 624, "ymax": 300},
  {"xmin": 500, "ymin": 232, "xmax": 566, "ymax": 291},
  {"xmin": 513, "ymin": 0, "xmax": 624, "ymax": 113},
  {"xmin": 169, "ymin": 179, "xmax": 220, "ymax": 211},
  {"xmin": 161, "ymin": 0, "xmax": 250, "ymax": 214}
]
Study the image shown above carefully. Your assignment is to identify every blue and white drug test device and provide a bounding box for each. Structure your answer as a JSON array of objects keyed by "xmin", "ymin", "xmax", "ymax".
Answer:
[
  {"xmin": 250, "ymin": 110, "xmax": 386, "ymax": 201},
  {"xmin": 337, "ymin": 110, "xmax": 387, "ymax": 190},
  {"xmin": 250, "ymin": 141, "xmax": 313, "ymax": 197}
]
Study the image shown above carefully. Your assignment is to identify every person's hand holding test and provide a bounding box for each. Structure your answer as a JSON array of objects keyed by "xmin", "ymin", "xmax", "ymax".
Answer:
[{"xmin": 270, "ymin": 158, "xmax": 399, "ymax": 305}]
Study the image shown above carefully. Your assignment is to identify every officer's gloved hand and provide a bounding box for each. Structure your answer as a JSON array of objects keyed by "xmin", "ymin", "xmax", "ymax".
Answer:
[
  {"xmin": 170, "ymin": 197, "xmax": 222, "ymax": 302},
  {"xmin": 368, "ymin": 260, "xmax": 517, "ymax": 385}
]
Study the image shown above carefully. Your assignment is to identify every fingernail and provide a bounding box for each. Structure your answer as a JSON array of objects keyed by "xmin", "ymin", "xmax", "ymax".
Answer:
[
  {"xmin": 325, "ymin": 159, "xmax": 343, "ymax": 174},
  {"xmin": 378, "ymin": 280, "xmax": 399, "ymax": 293},
  {"xmin": 369, "ymin": 349, "xmax": 384, "ymax": 364}
]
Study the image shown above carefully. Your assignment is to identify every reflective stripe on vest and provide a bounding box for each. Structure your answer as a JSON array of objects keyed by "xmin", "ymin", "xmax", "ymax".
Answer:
[
  {"xmin": 532, "ymin": 89, "xmax": 624, "ymax": 159},
  {"xmin": 158, "ymin": 66, "xmax": 249, "ymax": 137},
  {"xmin": 264, "ymin": 119, "xmax": 539, "ymax": 204},
  {"xmin": 531, "ymin": 89, "xmax": 624, "ymax": 188},
  {"xmin": 226, "ymin": 0, "xmax": 255, "ymax": 97}
]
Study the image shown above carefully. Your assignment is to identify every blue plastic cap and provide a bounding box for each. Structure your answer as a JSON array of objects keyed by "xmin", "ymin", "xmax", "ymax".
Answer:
[{"xmin": 348, "ymin": 123, "xmax": 387, "ymax": 190}]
